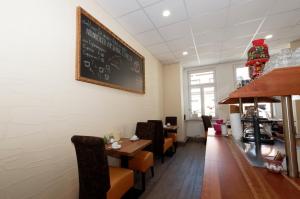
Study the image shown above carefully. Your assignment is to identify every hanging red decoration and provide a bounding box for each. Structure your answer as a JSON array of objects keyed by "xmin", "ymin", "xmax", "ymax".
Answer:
[{"xmin": 246, "ymin": 39, "xmax": 270, "ymax": 79}]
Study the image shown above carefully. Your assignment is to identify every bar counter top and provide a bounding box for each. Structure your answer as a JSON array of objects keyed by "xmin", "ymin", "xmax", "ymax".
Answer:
[{"xmin": 201, "ymin": 129, "xmax": 300, "ymax": 199}]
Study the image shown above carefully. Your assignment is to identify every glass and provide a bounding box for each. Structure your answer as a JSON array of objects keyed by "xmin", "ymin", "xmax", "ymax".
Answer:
[
  {"xmin": 236, "ymin": 67, "xmax": 250, "ymax": 81},
  {"xmin": 190, "ymin": 71, "xmax": 214, "ymax": 85},
  {"xmin": 292, "ymin": 48, "xmax": 300, "ymax": 66},
  {"xmin": 190, "ymin": 88, "xmax": 201, "ymax": 117},
  {"xmin": 203, "ymin": 87, "xmax": 215, "ymax": 117},
  {"xmin": 278, "ymin": 48, "xmax": 293, "ymax": 67}
]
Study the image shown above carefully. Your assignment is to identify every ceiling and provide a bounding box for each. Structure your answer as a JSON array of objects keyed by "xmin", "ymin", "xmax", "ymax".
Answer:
[{"xmin": 96, "ymin": 0, "xmax": 300, "ymax": 67}]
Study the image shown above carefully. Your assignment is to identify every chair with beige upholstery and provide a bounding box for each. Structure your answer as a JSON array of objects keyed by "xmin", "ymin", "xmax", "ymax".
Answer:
[
  {"xmin": 128, "ymin": 122, "xmax": 154, "ymax": 191},
  {"xmin": 148, "ymin": 120, "xmax": 173, "ymax": 163},
  {"xmin": 71, "ymin": 135, "xmax": 134, "ymax": 199}
]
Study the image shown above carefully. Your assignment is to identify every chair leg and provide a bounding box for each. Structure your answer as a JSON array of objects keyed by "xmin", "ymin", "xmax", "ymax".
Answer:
[
  {"xmin": 174, "ymin": 142, "xmax": 177, "ymax": 152},
  {"xmin": 161, "ymin": 155, "xmax": 164, "ymax": 163},
  {"xmin": 151, "ymin": 166, "xmax": 154, "ymax": 177},
  {"xmin": 142, "ymin": 172, "xmax": 146, "ymax": 191}
]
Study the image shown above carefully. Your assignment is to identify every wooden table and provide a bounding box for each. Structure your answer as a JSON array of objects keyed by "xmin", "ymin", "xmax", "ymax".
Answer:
[
  {"xmin": 201, "ymin": 128, "xmax": 300, "ymax": 199},
  {"xmin": 105, "ymin": 138, "xmax": 152, "ymax": 168}
]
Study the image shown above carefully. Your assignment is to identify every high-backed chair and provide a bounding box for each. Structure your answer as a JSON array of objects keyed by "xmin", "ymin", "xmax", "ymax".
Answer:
[
  {"xmin": 201, "ymin": 115, "xmax": 212, "ymax": 139},
  {"xmin": 165, "ymin": 116, "xmax": 178, "ymax": 152},
  {"xmin": 71, "ymin": 135, "xmax": 134, "ymax": 199},
  {"xmin": 128, "ymin": 122, "xmax": 154, "ymax": 191},
  {"xmin": 148, "ymin": 120, "xmax": 173, "ymax": 163}
]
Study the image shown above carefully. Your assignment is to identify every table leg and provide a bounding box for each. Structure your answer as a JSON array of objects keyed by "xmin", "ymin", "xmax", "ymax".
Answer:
[{"xmin": 120, "ymin": 156, "xmax": 129, "ymax": 168}]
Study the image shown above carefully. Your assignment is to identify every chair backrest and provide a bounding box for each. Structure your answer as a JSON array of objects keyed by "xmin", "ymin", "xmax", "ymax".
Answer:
[
  {"xmin": 148, "ymin": 120, "xmax": 164, "ymax": 156},
  {"xmin": 71, "ymin": 135, "xmax": 110, "ymax": 199},
  {"xmin": 165, "ymin": 116, "xmax": 177, "ymax": 125},
  {"xmin": 135, "ymin": 122, "xmax": 152, "ymax": 140},
  {"xmin": 201, "ymin": 115, "xmax": 212, "ymax": 132}
]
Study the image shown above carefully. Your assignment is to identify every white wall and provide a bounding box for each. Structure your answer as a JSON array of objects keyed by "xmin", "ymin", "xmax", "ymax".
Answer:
[
  {"xmin": 0, "ymin": 0, "xmax": 163, "ymax": 198},
  {"xmin": 162, "ymin": 63, "xmax": 185, "ymax": 142},
  {"xmin": 183, "ymin": 61, "xmax": 243, "ymax": 137}
]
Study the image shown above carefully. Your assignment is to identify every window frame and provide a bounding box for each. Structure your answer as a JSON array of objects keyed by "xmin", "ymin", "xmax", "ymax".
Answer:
[{"xmin": 187, "ymin": 69, "xmax": 217, "ymax": 118}]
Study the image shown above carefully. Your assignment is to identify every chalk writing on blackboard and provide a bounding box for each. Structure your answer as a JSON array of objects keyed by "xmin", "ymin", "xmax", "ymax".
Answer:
[{"xmin": 76, "ymin": 7, "xmax": 145, "ymax": 94}]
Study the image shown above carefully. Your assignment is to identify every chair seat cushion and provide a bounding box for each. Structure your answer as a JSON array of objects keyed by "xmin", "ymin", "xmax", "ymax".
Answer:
[
  {"xmin": 163, "ymin": 138, "xmax": 173, "ymax": 153},
  {"xmin": 128, "ymin": 151, "xmax": 154, "ymax": 173},
  {"xmin": 168, "ymin": 133, "xmax": 177, "ymax": 143},
  {"xmin": 107, "ymin": 167, "xmax": 134, "ymax": 199}
]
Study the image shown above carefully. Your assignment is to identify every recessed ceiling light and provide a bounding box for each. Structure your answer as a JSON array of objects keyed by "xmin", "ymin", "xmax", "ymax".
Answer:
[
  {"xmin": 162, "ymin": 10, "xmax": 171, "ymax": 17},
  {"xmin": 265, "ymin": 34, "xmax": 273, "ymax": 39},
  {"xmin": 182, "ymin": 51, "xmax": 188, "ymax": 56}
]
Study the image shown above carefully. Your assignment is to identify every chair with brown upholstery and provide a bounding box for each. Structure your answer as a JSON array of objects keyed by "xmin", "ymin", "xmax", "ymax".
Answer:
[
  {"xmin": 71, "ymin": 135, "xmax": 134, "ymax": 199},
  {"xmin": 128, "ymin": 122, "xmax": 154, "ymax": 191},
  {"xmin": 201, "ymin": 115, "xmax": 212, "ymax": 140},
  {"xmin": 165, "ymin": 116, "xmax": 178, "ymax": 152},
  {"xmin": 148, "ymin": 120, "xmax": 173, "ymax": 163}
]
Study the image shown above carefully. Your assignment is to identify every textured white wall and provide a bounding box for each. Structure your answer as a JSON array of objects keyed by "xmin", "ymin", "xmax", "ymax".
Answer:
[
  {"xmin": 162, "ymin": 63, "xmax": 185, "ymax": 142},
  {"xmin": 0, "ymin": 0, "xmax": 163, "ymax": 198}
]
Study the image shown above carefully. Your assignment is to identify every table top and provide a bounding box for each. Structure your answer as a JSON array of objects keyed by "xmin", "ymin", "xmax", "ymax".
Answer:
[
  {"xmin": 105, "ymin": 138, "xmax": 152, "ymax": 157},
  {"xmin": 163, "ymin": 125, "xmax": 178, "ymax": 130}
]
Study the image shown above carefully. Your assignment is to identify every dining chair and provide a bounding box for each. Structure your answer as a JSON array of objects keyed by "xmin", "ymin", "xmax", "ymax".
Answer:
[
  {"xmin": 165, "ymin": 116, "xmax": 178, "ymax": 152},
  {"xmin": 148, "ymin": 120, "xmax": 173, "ymax": 163},
  {"xmin": 201, "ymin": 115, "xmax": 212, "ymax": 140},
  {"xmin": 128, "ymin": 122, "xmax": 154, "ymax": 191},
  {"xmin": 71, "ymin": 135, "xmax": 134, "ymax": 199}
]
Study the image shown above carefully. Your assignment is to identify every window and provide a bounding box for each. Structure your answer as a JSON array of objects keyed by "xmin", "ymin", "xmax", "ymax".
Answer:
[
  {"xmin": 235, "ymin": 66, "xmax": 250, "ymax": 82},
  {"xmin": 188, "ymin": 70, "xmax": 216, "ymax": 118}
]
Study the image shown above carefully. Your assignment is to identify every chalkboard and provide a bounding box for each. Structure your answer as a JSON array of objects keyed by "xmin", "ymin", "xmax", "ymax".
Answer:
[{"xmin": 76, "ymin": 7, "xmax": 145, "ymax": 94}]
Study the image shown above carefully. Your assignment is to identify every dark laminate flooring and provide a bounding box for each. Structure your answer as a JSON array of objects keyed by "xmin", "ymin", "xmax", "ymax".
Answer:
[{"xmin": 139, "ymin": 139, "xmax": 206, "ymax": 199}]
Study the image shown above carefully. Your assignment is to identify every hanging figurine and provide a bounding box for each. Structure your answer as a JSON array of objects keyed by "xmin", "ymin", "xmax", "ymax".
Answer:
[{"xmin": 246, "ymin": 39, "xmax": 270, "ymax": 79}]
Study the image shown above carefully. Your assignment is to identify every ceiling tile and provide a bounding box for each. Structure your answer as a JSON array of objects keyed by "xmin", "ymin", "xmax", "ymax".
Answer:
[
  {"xmin": 186, "ymin": 0, "xmax": 230, "ymax": 16},
  {"xmin": 155, "ymin": 51, "xmax": 177, "ymax": 61},
  {"xmin": 147, "ymin": 43, "xmax": 170, "ymax": 54},
  {"xmin": 228, "ymin": 0, "xmax": 274, "ymax": 25},
  {"xmin": 190, "ymin": 9, "xmax": 228, "ymax": 33},
  {"xmin": 260, "ymin": 10, "xmax": 300, "ymax": 32},
  {"xmin": 166, "ymin": 37, "xmax": 194, "ymax": 52},
  {"xmin": 96, "ymin": 0, "xmax": 140, "ymax": 17},
  {"xmin": 144, "ymin": 0, "xmax": 187, "ymax": 27},
  {"xmin": 270, "ymin": 0, "xmax": 300, "ymax": 15},
  {"xmin": 222, "ymin": 36, "xmax": 251, "ymax": 50},
  {"xmin": 117, "ymin": 10, "xmax": 154, "ymax": 34},
  {"xmin": 135, "ymin": 30, "xmax": 164, "ymax": 46},
  {"xmin": 158, "ymin": 21, "xmax": 190, "ymax": 41},
  {"xmin": 195, "ymin": 29, "xmax": 225, "ymax": 43},
  {"xmin": 223, "ymin": 19, "xmax": 262, "ymax": 40},
  {"xmin": 197, "ymin": 43, "xmax": 221, "ymax": 54},
  {"xmin": 173, "ymin": 48, "xmax": 197, "ymax": 59},
  {"xmin": 137, "ymin": 0, "xmax": 162, "ymax": 7}
]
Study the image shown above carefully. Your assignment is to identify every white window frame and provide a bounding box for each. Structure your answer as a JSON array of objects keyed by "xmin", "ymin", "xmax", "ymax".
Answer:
[{"xmin": 187, "ymin": 69, "xmax": 216, "ymax": 118}]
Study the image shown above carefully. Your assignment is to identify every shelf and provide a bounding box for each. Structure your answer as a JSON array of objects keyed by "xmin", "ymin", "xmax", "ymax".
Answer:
[
  {"xmin": 218, "ymin": 96, "xmax": 280, "ymax": 104},
  {"xmin": 230, "ymin": 66, "xmax": 300, "ymax": 98}
]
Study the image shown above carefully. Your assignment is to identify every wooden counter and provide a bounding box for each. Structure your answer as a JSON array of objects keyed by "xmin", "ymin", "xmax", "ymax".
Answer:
[{"xmin": 201, "ymin": 129, "xmax": 300, "ymax": 199}]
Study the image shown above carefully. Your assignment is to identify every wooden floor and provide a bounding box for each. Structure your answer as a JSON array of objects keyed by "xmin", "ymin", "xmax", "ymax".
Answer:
[
  {"xmin": 201, "ymin": 133, "xmax": 300, "ymax": 199},
  {"xmin": 139, "ymin": 140, "xmax": 206, "ymax": 199}
]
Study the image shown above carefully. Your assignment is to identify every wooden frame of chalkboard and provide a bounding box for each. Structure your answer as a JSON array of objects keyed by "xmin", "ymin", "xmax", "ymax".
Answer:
[{"xmin": 76, "ymin": 7, "xmax": 145, "ymax": 94}]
